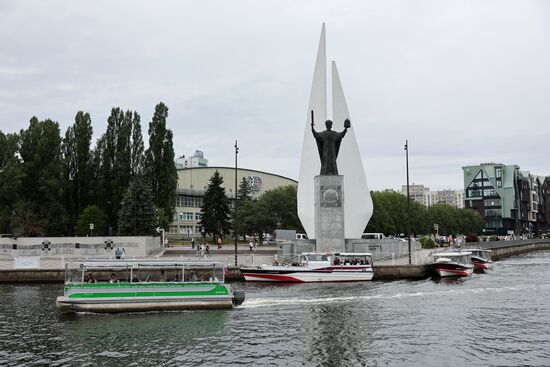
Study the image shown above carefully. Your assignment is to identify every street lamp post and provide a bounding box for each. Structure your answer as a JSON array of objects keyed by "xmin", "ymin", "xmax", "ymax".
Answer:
[
  {"xmin": 234, "ymin": 140, "xmax": 239, "ymax": 267},
  {"xmin": 405, "ymin": 140, "xmax": 411, "ymax": 265}
]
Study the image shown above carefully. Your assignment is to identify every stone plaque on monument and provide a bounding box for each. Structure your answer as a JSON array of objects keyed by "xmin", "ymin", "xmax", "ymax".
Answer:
[
  {"xmin": 315, "ymin": 175, "xmax": 345, "ymax": 251},
  {"xmin": 320, "ymin": 185, "xmax": 342, "ymax": 207}
]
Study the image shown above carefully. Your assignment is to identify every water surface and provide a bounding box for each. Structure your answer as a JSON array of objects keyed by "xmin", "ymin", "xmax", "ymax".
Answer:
[{"xmin": 1, "ymin": 251, "xmax": 549, "ymax": 366}]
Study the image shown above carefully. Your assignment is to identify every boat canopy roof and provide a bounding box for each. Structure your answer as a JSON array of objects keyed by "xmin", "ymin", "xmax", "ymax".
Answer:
[
  {"xmin": 302, "ymin": 252, "xmax": 372, "ymax": 256},
  {"xmin": 462, "ymin": 248, "xmax": 492, "ymax": 253},
  {"xmin": 433, "ymin": 252, "xmax": 472, "ymax": 257},
  {"xmin": 72, "ymin": 260, "xmax": 225, "ymax": 269}
]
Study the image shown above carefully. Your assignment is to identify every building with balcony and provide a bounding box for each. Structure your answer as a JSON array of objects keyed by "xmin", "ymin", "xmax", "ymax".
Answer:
[{"xmin": 462, "ymin": 163, "xmax": 550, "ymax": 235}]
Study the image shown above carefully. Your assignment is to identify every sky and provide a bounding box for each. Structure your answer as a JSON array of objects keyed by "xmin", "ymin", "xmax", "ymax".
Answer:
[{"xmin": 1, "ymin": 0, "xmax": 549, "ymax": 191}]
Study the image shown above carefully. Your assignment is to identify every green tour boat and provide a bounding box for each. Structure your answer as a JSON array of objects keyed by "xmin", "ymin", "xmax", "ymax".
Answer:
[{"xmin": 56, "ymin": 260, "xmax": 245, "ymax": 313}]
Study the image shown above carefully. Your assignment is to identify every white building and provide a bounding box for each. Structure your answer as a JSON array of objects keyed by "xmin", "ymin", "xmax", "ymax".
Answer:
[
  {"xmin": 401, "ymin": 185, "xmax": 464, "ymax": 208},
  {"xmin": 175, "ymin": 150, "xmax": 208, "ymax": 169}
]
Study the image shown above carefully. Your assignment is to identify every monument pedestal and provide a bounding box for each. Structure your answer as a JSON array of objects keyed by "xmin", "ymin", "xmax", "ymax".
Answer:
[{"xmin": 314, "ymin": 175, "xmax": 345, "ymax": 252}]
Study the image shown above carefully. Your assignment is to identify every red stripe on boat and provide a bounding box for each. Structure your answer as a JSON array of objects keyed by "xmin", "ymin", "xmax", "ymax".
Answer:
[{"xmin": 242, "ymin": 273, "xmax": 304, "ymax": 282}]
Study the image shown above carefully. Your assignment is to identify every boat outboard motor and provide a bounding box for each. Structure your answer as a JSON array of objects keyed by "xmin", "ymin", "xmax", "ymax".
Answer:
[{"xmin": 232, "ymin": 290, "xmax": 245, "ymax": 306}]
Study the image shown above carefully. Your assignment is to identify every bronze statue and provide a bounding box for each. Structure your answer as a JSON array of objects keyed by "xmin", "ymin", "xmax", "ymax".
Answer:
[{"xmin": 311, "ymin": 110, "xmax": 350, "ymax": 175}]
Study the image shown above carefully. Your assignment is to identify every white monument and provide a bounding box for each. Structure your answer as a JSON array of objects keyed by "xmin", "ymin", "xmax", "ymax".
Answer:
[{"xmin": 297, "ymin": 24, "xmax": 373, "ymax": 245}]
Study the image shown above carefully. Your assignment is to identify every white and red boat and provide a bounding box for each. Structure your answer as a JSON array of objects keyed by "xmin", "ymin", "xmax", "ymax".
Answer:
[
  {"xmin": 431, "ymin": 252, "xmax": 473, "ymax": 277},
  {"xmin": 241, "ymin": 252, "xmax": 374, "ymax": 282},
  {"xmin": 464, "ymin": 249, "xmax": 493, "ymax": 271}
]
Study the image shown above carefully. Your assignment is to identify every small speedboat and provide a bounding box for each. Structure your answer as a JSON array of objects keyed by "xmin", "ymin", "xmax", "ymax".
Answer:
[
  {"xmin": 241, "ymin": 252, "xmax": 374, "ymax": 282},
  {"xmin": 431, "ymin": 252, "xmax": 473, "ymax": 277},
  {"xmin": 464, "ymin": 249, "xmax": 493, "ymax": 271},
  {"xmin": 56, "ymin": 260, "xmax": 245, "ymax": 313}
]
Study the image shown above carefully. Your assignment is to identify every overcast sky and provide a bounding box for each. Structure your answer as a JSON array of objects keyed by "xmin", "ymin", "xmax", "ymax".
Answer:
[{"xmin": 1, "ymin": 0, "xmax": 549, "ymax": 191}]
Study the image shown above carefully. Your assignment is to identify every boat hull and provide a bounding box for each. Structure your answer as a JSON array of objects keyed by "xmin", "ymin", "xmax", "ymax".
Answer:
[
  {"xmin": 56, "ymin": 297, "xmax": 233, "ymax": 313},
  {"xmin": 242, "ymin": 267, "xmax": 374, "ymax": 282},
  {"xmin": 57, "ymin": 282, "xmax": 236, "ymax": 313},
  {"xmin": 432, "ymin": 263, "xmax": 473, "ymax": 277},
  {"xmin": 472, "ymin": 257, "xmax": 493, "ymax": 271}
]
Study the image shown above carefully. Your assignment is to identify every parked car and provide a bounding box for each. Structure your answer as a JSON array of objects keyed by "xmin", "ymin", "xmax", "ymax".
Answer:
[{"xmin": 296, "ymin": 233, "xmax": 309, "ymax": 240}]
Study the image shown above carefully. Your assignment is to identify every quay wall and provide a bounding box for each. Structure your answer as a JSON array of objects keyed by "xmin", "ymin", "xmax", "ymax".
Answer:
[
  {"xmin": 0, "ymin": 236, "xmax": 162, "ymax": 258},
  {"xmin": 477, "ymin": 239, "xmax": 550, "ymax": 260}
]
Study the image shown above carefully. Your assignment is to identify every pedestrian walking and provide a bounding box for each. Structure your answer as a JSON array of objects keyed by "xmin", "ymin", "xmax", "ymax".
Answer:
[
  {"xmin": 249, "ymin": 241, "xmax": 254, "ymax": 253},
  {"xmin": 217, "ymin": 237, "xmax": 222, "ymax": 249},
  {"xmin": 115, "ymin": 247, "xmax": 122, "ymax": 260},
  {"xmin": 206, "ymin": 244, "xmax": 210, "ymax": 257},
  {"xmin": 191, "ymin": 238, "xmax": 195, "ymax": 249}
]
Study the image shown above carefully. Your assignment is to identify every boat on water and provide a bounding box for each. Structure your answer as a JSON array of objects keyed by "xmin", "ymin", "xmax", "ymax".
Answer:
[
  {"xmin": 56, "ymin": 260, "xmax": 245, "ymax": 313},
  {"xmin": 464, "ymin": 248, "xmax": 493, "ymax": 271},
  {"xmin": 241, "ymin": 252, "xmax": 374, "ymax": 282},
  {"xmin": 431, "ymin": 252, "xmax": 473, "ymax": 277}
]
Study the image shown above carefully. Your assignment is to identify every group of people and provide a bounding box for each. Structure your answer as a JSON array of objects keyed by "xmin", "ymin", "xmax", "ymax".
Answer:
[
  {"xmin": 191, "ymin": 237, "xmax": 225, "ymax": 257},
  {"xmin": 85, "ymin": 272, "xmax": 118, "ymax": 283},
  {"xmin": 196, "ymin": 243, "xmax": 211, "ymax": 257},
  {"xmin": 333, "ymin": 257, "xmax": 369, "ymax": 266},
  {"xmin": 114, "ymin": 247, "xmax": 126, "ymax": 260}
]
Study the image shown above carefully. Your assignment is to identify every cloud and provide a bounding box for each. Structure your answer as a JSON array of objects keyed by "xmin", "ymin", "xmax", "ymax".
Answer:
[{"xmin": 0, "ymin": 0, "xmax": 549, "ymax": 191}]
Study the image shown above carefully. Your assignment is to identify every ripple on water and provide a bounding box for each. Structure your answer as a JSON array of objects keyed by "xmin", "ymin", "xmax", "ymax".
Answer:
[{"xmin": 0, "ymin": 251, "xmax": 550, "ymax": 366}]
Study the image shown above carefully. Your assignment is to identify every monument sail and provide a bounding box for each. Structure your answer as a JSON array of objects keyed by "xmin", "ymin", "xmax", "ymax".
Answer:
[{"xmin": 297, "ymin": 25, "xmax": 373, "ymax": 240}]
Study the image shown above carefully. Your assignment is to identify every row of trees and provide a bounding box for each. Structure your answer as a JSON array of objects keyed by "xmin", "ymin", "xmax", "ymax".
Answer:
[
  {"xmin": 197, "ymin": 182, "xmax": 483, "ymax": 240},
  {"xmin": 366, "ymin": 191, "xmax": 484, "ymax": 236},
  {"xmin": 0, "ymin": 102, "xmax": 177, "ymax": 236}
]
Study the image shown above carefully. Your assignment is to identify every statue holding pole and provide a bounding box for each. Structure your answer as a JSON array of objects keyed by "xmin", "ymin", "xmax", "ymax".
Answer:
[{"xmin": 310, "ymin": 110, "xmax": 351, "ymax": 175}]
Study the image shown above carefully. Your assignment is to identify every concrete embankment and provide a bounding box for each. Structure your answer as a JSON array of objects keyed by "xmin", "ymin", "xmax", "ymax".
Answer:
[{"xmin": 480, "ymin": 240, "xmax": 550, "ymax": 260}]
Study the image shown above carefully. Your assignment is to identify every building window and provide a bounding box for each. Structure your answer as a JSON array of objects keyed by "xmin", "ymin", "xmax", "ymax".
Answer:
[
  {"xmin": 195, "ymin": 213, "xmax": 202, "ymax": 221},
  {"xmin": 179, "ymin": 225, "xmax": 194, "ymax": 235},
  {"xmin": 484, "ymin": 199, "xmax": 501, "ymax": 207},
  {"xmin": 179, "ymin": 212, "xmax": 194, "ymax": 221},
  {"xmin": 497, "ymin": 180, "xmax": 502, "ymax": 188},
  {"xmin": 485, "ymin": 208, "xmax": 501, "ymax": 217},
  {"xmin": 496, "ymin": 168, "xmax": 502, "ymax": 178}
]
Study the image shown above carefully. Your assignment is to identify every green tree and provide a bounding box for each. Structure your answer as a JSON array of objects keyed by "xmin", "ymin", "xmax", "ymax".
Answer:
[
  {"xmin": 200, "ymin": 171, "xmax": 231, "ymax": 239},
  {"xmin": 144, "ymin": 102, "xmax": 178, "ymax": 225},
  {"xmin": 96, "ymin": 108, "xmax": 145, "ymax": 232},
  {"xmin": 234, "ymin": 199, "xmax": 274, "ymax": 240},
  {"xmin": 18, "ymin": 117, "xmax": 67, "ymax": 235},
  {"xmin": 258, "ymin": 185, "xmax": 302, "ymax": 231},
  {"xmin": 75, "ymin": 205, "xmax": 106, "ymax": 236},
  {"xmin": 118, "ymin": 176, "xmax": 157, "ymax": 235},
  {"xmin": 237, "ymin": 176, "xmax": 252, "ymax": 201},
  {"xmin": 0, "ymin": 131, "xmax": 23, "ymax": 233},
  {"xmin": 365, "ymin": 191, "xmax": 428, "ymax": 236},
  {"xmin": 63, "ymin": 111, "xmax": 94, "ymax": 233}
]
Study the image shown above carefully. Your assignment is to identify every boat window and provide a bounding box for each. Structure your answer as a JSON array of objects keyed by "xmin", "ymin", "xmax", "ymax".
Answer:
[
  {"xmin": 306, "ymin": 255, "xmax": 328, "ymax": 261},
  {"xmin": 183, "ymin": 264, "xmax": 224, "ymax": 283}
]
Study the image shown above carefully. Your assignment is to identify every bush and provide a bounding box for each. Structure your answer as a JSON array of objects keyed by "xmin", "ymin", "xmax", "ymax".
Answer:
[
  {"xmin": 420, "ymin": 236, "xmax": 437, "ymax": 249},
  {"xmin": 465, "ymin": 234, "xmax": 480, "ymax": 243}
]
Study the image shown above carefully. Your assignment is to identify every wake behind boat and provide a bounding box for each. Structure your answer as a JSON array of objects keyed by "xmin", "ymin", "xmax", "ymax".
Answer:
[
  {"xmin": 241, "ymin": 252, "xmax": 374, "ymax": 282},
  {"xmin": 56, "ymin": 259, "xmax": 245, "ymax": 313}
]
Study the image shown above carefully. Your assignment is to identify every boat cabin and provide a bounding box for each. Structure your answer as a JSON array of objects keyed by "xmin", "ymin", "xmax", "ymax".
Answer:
[
  {"xmin": 65, "ymin": 260, "xmax": 226, "ymax": 285},
  {"xmin": 300, "ymin": 252, "xmax": 373, "ymax": 266},
  {"xmin": 432, "ymin": 252, "xmax": 472, "ymax": 265},
  {"xmin": 464, "ymin": 249, "xmax": 492, "ymax": 260}
]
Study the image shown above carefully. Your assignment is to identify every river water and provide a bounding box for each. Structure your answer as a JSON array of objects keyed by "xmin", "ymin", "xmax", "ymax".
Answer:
[{"xmin": 1, "ymin": 251, "xmax": 549, "ymax": 366}]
